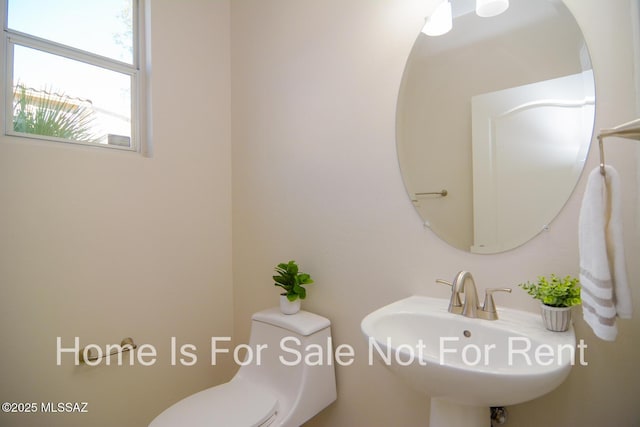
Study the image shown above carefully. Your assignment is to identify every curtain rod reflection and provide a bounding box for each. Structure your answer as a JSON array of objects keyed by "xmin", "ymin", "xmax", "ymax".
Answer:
[{"xmin": 414, "ymin": 189, "xmax": 448, "ymax": 198}]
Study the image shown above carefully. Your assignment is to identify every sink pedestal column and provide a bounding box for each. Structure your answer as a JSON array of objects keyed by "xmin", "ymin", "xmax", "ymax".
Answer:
[{"xmin": 429, "ymin": 398, "xmax": 487, "ymax": 427}]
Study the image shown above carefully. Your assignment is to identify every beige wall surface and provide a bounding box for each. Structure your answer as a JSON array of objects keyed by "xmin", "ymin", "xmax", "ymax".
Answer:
[
  {"xmin": 232, "ymin": 0, "xmax": 639, "ymax": 426},
  {"xmin": 0, "ymin": 1, "xmax": 233, "ymax": 426},
  {"xmin": 1, "ymin": 0, "xmax": 638, "ymax": 426}
]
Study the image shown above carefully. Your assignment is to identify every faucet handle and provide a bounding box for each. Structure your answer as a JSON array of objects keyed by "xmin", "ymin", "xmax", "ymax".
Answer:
[
  {"xmin": 482, "ymin": 288, "xmax": 512, "ymax": 313},
  {"xmin": 436, "ymin": 279, "xmax": 462, "ymax": 307}
]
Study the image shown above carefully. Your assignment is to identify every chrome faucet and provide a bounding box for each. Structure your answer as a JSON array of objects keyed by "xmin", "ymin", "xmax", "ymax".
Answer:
[
  {"xmin": 436, "ymin": 271, "xmax": 511, "ymax": 320},
  {"xmin": 435, "ymin": 278, "xmax": 462, "ymax": 313},
  {"xmin": 454, "ymin": 271, "xmax": 480, "ymax": 318}
]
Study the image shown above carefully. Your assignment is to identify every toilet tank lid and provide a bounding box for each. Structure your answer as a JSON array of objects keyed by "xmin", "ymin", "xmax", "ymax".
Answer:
[{"xmin": 252, "ymin": 308, "xmax": 331, "ymax": 336}]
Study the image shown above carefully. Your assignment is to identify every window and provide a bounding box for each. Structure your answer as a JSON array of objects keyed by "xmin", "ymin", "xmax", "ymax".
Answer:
[{"xmin": 2, "ymin": 0, "xmax": 144, "ymax": 151}]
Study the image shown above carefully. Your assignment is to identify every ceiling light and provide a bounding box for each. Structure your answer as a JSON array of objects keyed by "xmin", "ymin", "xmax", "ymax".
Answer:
[
  {"xmin": 422, "ymin": 0, "xmax": 453, "ymax": 36},
  {"xmin": 476, "ymin": 0, "xmax": 509, "ymax": 18}
]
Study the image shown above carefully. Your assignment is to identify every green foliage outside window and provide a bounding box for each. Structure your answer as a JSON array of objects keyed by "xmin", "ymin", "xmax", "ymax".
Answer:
[{"xmin": 12, "ymin": 84, "xmax": 101, "ymax": 143}]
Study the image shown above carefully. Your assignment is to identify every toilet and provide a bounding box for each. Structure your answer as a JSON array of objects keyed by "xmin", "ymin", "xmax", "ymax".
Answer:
[{"xmin": 149, "ymin": 308, "xmax": 337, "ymax": 427}]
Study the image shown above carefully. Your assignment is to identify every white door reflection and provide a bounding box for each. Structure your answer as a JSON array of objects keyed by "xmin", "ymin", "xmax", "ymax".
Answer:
[{"xmin": 471, "ymin": 71, "xmax": 595, "ymax": 253}]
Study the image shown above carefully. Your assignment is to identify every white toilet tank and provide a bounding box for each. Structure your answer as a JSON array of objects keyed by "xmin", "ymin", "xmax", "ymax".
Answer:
[
  {"xmin": 149, "ymin": 308, "xmax": 336, "ymax": 427},
  {"xmin": 238, "ymin": 308, "xmax": 337, "ymax": 427}
]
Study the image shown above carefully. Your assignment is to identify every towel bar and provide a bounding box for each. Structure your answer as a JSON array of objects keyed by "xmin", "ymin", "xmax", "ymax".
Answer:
[{"xmin": 597, "ymin": 118, "xmax": 640, "ymax": 176}]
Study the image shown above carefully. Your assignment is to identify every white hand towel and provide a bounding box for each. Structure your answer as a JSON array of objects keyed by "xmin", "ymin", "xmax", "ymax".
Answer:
[{"xmin": 579, "ymin": 165, "xmax": 632, "ymax": 341}]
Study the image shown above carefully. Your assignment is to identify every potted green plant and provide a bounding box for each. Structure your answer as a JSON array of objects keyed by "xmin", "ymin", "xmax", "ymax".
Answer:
[
  {"xmin": 518, "ymin": 274, "xmax": 581, "ymax": 331},
  {"xmin": 273, "ymin": 260, "xmax": 314, "ymax": 314}
]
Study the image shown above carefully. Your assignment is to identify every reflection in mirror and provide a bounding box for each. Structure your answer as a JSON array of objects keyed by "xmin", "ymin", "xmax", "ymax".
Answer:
[{"xmin": 397, "ymin": 0, "xmax": 594, "ymax": 253}]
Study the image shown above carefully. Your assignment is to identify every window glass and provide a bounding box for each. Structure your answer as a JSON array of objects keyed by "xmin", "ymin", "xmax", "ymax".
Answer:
[
  {"xmin": 12, "ymin": 45, "xmax": 132, "ymax": 145},
  {"xmin": 7, "ymin": 0, "xmax": 134, "ymax": 64},
  {"xmin": 4, "ymin": 0, "xmax": 140, "ymax": 149}
]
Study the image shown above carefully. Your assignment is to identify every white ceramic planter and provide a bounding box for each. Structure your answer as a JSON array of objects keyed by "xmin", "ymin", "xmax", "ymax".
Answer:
[
  {"xmin": 540, "ymin": 304, "xmax": 572, "ymax": 331},
  {"xmin": 279, "ymin": 295, "xmax": 301, "ymax": 315}
]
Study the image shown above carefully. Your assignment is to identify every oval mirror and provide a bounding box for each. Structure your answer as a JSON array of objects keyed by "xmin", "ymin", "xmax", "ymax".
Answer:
[{"xmin": 397, "ymin": 0, "xmax": 595, "ymax": 253}]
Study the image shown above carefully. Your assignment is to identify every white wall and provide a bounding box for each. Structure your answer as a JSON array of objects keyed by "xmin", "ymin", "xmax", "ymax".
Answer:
[
  {"xmin": 0, "ymin": 1, "xmax": 233, "ymax": 426},
  {"xmin": 232, "ymin": 0, "xmax": 640, "ymax": 426}
]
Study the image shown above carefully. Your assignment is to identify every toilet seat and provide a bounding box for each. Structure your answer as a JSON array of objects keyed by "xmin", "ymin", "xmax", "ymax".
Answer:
[{"xmin": 149, "ymin": 380, "xmax": 278, "ymax": 427}]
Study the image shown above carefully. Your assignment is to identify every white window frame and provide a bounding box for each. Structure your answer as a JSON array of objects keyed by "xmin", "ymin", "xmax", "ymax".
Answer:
[{"xmin": 1, "ymin": 0, "xmax": 147, "ymax": 153}]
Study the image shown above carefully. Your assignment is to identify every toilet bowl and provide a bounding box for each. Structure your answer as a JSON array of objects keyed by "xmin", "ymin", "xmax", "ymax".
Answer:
[{"xmin": 149, "ymin": 308, "xmax": 337, "ymax": 427}]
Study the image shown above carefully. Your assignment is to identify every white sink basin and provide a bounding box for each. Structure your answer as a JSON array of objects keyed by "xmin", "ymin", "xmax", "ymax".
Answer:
[{"xmin": 361, "ymin": 296, "xmax": 576, "ymax": 425}]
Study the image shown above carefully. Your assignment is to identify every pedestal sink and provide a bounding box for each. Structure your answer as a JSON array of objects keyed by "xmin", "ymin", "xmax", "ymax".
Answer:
[{"xmin": 361, "ymin": 296, "xmax": 576, "ymax": 427}]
